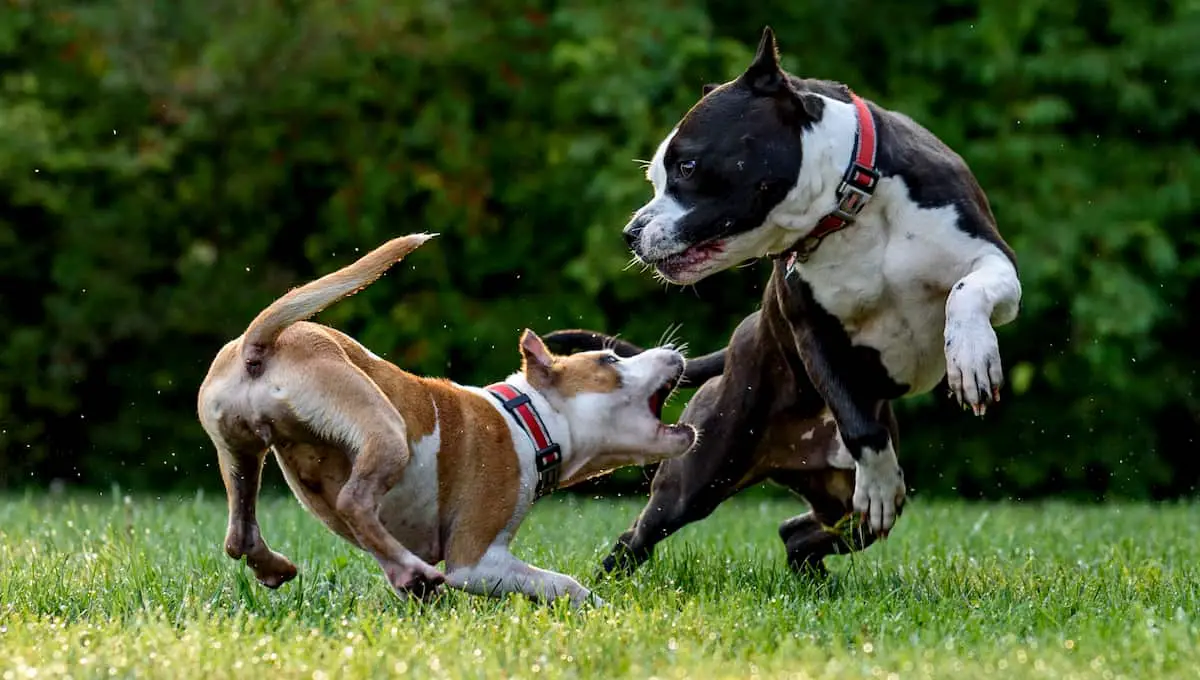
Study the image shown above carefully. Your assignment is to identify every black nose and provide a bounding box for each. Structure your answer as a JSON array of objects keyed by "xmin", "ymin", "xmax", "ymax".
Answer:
[{"xmin": 623, "ymin": 216, "xmax": 646, "ymax": 250}]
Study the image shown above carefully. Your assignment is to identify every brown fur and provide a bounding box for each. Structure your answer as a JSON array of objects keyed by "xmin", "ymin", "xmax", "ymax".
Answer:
[
  {"xmin": 429, "ymin": 383, "xmax": 521, "ymax": 569},
  {"xmin": 519, "ymin": 330, "xmax": 623, "ymax": 397},
  {"xmin": 542, "ymin": 352, "xmax": 624, "ymax": 398},
  {"xmin": 199, "ymin": 234, "xmax": 692, "ymax": 605}
]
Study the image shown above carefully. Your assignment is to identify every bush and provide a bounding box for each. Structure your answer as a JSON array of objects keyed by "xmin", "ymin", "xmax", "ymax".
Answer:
[{"xmin": 1, "ymin": 0, "xmax": 1196, "ymax": 500}]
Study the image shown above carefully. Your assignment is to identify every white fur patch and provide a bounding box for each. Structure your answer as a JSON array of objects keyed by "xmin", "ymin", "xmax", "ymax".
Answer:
[
  {"xmin": 826, "ymin": 432, "xmax": 856, "ymax": 470},
  {"xmin": 944, "ymin": 253, "xmax": 1021, "ymax": 412},
  {"xmin": 633, "ymin": 129, "xmax": 692, "ymax": 261},
  {"xmin": 445, "ymin": 544, "xmax": 594, "ymax": 606},
  {"xmin": 769, "ymin": 96, "xmax": 862, "ymax": 240},
  {"xmin": 851, "ymin": 443, "xmax": 904, "ymax": 533},
  {"xmin": 646, "ymin": 128, "xmax": 676, "ymax": 192},
  {"xmin": 789, "ymin": 179, "xmax": 972, "ymax": 394},
  {"xmin": 377, "ymin": 400, "xmax": 441, "ymax": 557}
]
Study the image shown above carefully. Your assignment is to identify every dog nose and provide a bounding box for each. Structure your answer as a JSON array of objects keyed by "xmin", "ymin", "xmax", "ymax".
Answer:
[{"xmin": 623, "ymin": 216, "xmax": 646, "ymax": 250}]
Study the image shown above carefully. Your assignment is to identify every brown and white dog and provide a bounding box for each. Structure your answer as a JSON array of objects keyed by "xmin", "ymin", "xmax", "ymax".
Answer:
[{"xmin": 197, "ymin": 233, "xmax": 696, "ymax": 607}]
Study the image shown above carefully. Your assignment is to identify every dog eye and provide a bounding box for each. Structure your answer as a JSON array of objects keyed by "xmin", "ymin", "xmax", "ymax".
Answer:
[
  {"xmin": 678, "ymin": 159, "xmax": 696, "ymax": 179},
  {"xmin": 598, "ymin": 354, "xmax": 620, "ymax": 365}
]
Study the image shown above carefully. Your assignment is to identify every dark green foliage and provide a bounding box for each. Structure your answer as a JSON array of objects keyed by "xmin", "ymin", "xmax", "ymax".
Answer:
[{"xmin": 1, "ymin": 1, "xmax": 1196, "ymax": 499}]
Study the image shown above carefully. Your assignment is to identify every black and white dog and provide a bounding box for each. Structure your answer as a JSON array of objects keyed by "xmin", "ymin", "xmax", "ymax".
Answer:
[{"xmin": 544, "ymin": 27, "xmax": 1021, "ymax": 576}]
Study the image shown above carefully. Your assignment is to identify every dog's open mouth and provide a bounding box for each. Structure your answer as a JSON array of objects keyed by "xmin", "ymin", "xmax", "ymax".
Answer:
[
  {"xmin": 650, "ymin": 239, "xmax": 725, "ymax": 274},
  {"xmin": 647, "ymin": 370, "xmax": 683, "ymax": 421}
]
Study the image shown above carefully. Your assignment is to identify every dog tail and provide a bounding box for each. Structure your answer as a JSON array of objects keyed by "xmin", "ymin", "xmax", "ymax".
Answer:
[
  {"xmin": 541, "ymin": 329, "xmax": 647, "ymax": 357},
  {"xmin": 541, "ymin": 329, "xmax": 726, "ymax": 385},
  {"xmin": 679, "ymin": 349, "xmax": 726, "ymax": 385},
  {"xmin": 240, "ymin": 233, "xmax": 436, "ymax": 375}
]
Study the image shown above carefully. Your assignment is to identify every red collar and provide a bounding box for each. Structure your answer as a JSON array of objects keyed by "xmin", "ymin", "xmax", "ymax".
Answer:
[
  {"xmin": 485, "ymin": 383, "xmax": 562, "ymax": 498},
  {"xmin": 784, "ymin": 91, "xmax": 879, "ymax": 269}
]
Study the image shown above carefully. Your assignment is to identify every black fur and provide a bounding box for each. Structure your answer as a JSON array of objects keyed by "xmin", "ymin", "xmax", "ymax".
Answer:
[
  {"xmin": 627, "ymin": 26, "xmax": 1015, "ymax": 267},
  {"xmin": 541, "ymin": 330, "xmax": 726, "ymax": 386},
  {"xmin": 547, "ymin": 26, "xmax": 1016, "ymax": 578}
]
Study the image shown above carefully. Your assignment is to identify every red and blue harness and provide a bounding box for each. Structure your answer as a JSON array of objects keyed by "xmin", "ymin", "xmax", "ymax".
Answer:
[{"xmin": 485, "ymin": 383, "xmax": 563, "ymax": 499}]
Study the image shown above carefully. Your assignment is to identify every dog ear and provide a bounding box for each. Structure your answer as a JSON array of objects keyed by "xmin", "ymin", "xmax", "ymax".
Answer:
[
  {"xmin": 701, "ymin": 82, "xmax": 721, "ymax": 96},
  {"xmin": 740, "ymin": 26, "xmax": 785, "ymax": 95},
  {"xmin": 739, "ymin": 27, "xmax": 822, "ymax": 121},
  {"xmin": 795, "ymin": 92, "xmax": 825, "ymax": 121},
  {"xmin": 519, "ymin": 329, "xmax": 555, "ymax": 387}
]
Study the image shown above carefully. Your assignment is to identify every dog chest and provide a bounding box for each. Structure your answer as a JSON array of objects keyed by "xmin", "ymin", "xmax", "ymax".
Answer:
[{"xmin": 788, "ymin": 192, "xmax": 979, "ymax": 395}]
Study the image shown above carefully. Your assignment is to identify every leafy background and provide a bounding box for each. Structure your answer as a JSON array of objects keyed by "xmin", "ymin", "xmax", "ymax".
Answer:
[{"xmin": 1, "ymin": 0, "xmax": 1196, "ymax": 500}]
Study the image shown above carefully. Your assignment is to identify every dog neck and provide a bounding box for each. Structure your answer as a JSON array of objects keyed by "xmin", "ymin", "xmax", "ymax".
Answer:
[
  {"xmin": 481, "ymin": 373, "xmax": 587, "ymax": 497},
  {"xmin": 765, "ymin": 94, "xmax": 865, "ymax": 248}
]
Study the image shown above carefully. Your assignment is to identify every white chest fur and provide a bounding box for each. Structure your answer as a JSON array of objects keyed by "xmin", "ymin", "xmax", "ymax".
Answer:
[
  {"xmin": 377, "ymin": 408, "xmax": 442, "ymax": 559},
  {"xmin": 788, "ymin": 177, "xmax": 1002, "ymax": 395}
]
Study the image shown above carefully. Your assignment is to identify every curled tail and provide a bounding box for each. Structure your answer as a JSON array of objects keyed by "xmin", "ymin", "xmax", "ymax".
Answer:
[
  {"xmin": 541, "ymin": 328, "xmax": 727, "ymax": 385},
  {"xmin": 241, "ymin": 233, "xmax": 436, "ymax": 375}
]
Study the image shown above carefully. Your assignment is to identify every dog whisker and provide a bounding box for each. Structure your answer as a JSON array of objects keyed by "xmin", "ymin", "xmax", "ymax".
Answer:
[
  {"xmin": 656, "ymin": 323, "xmax": 680, "ymax": 349},
  {"xmin": 610, "ymin": 333, "xmax": 631, "ymax": 355}
]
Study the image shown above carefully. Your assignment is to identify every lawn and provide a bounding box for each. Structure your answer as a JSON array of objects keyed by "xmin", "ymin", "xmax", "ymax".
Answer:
[{"xmin": 1, "ymin": 489, "xmax": 1198, "ymax": 679}]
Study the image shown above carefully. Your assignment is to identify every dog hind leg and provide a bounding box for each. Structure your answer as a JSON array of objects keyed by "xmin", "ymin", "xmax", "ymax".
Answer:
[
  {"xmin": 776, "ymin": 471, "xmax": 878, "ymax": 577},
  {"xmin": 776, "ymin": 402, "xmax": 899, "ymax": 574},
  {"xmin": 212, "ymin": 436, "xmax": 299, "ymax": 588},
  {"xmin": 282, "ymin": 357, "xmax": 447, "ymax": 599}
]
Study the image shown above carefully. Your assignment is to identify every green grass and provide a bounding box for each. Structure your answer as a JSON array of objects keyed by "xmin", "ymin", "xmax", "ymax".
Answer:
[{"xmin": 1, "ymin": 490, "xmax": 1198, "ymax": 679}]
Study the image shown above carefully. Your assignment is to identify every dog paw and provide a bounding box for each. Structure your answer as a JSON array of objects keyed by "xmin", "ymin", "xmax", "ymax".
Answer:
[
  {"xmin": 569, "ymin": 588, "xmax": 607, "ymax": 610},
  {"xmin": 945, "ymin": 318, "xmax": 1003, "ymax": 416},
  {"xmin": 597, "ymin": 538, "xmax": 649, "ymax": 579},
  {"xmin": 247, "ymin": 551, "xmax": 298, "ymax": 589},
  {"xmin": 851, "ymin": 447, "xmax": 905, "ymax": 536},
  {"xmin": 387, "ymin": 560, "xmax": 446, "ymax": 600}
]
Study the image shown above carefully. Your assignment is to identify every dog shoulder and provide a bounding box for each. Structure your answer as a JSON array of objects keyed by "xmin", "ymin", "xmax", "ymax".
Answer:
[{"xmin": 871, "ymin": 106, "xmax": 1016, "ymax": 265}]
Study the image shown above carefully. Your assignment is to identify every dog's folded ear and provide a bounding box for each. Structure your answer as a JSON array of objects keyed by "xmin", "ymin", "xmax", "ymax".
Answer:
[{"xmin": 520, "ymin": 329, "xmax": 556, "ymax": 387}]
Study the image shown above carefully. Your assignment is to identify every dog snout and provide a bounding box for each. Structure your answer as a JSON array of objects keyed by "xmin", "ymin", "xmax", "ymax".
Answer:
[
  {"xmin": 650, "ymin": 348, "xmax": 685, "ymax": 377},
  {"xmin": 668, "ymin": 351, "xmax": 685, "ymax": 375},
  {"xmin": 623, "ymin": 214, "xmax": 648, "ymax": 250}
]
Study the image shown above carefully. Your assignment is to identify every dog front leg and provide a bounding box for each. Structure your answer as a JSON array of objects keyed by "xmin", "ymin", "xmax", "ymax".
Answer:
[
  {"xmin": 785, "ymin": 323, "xmax": 905, "ymax": 537},
  {"xmin": 215, "ymin": 440, "xmax": 298, "ymax": 588},
  {"xmin": 446, "ymin": 546, "xmax": 599, "ymax": 609},
  {"xmin": 945, "ymin": 253, "xmax": 1022, "ymax": 415}
]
